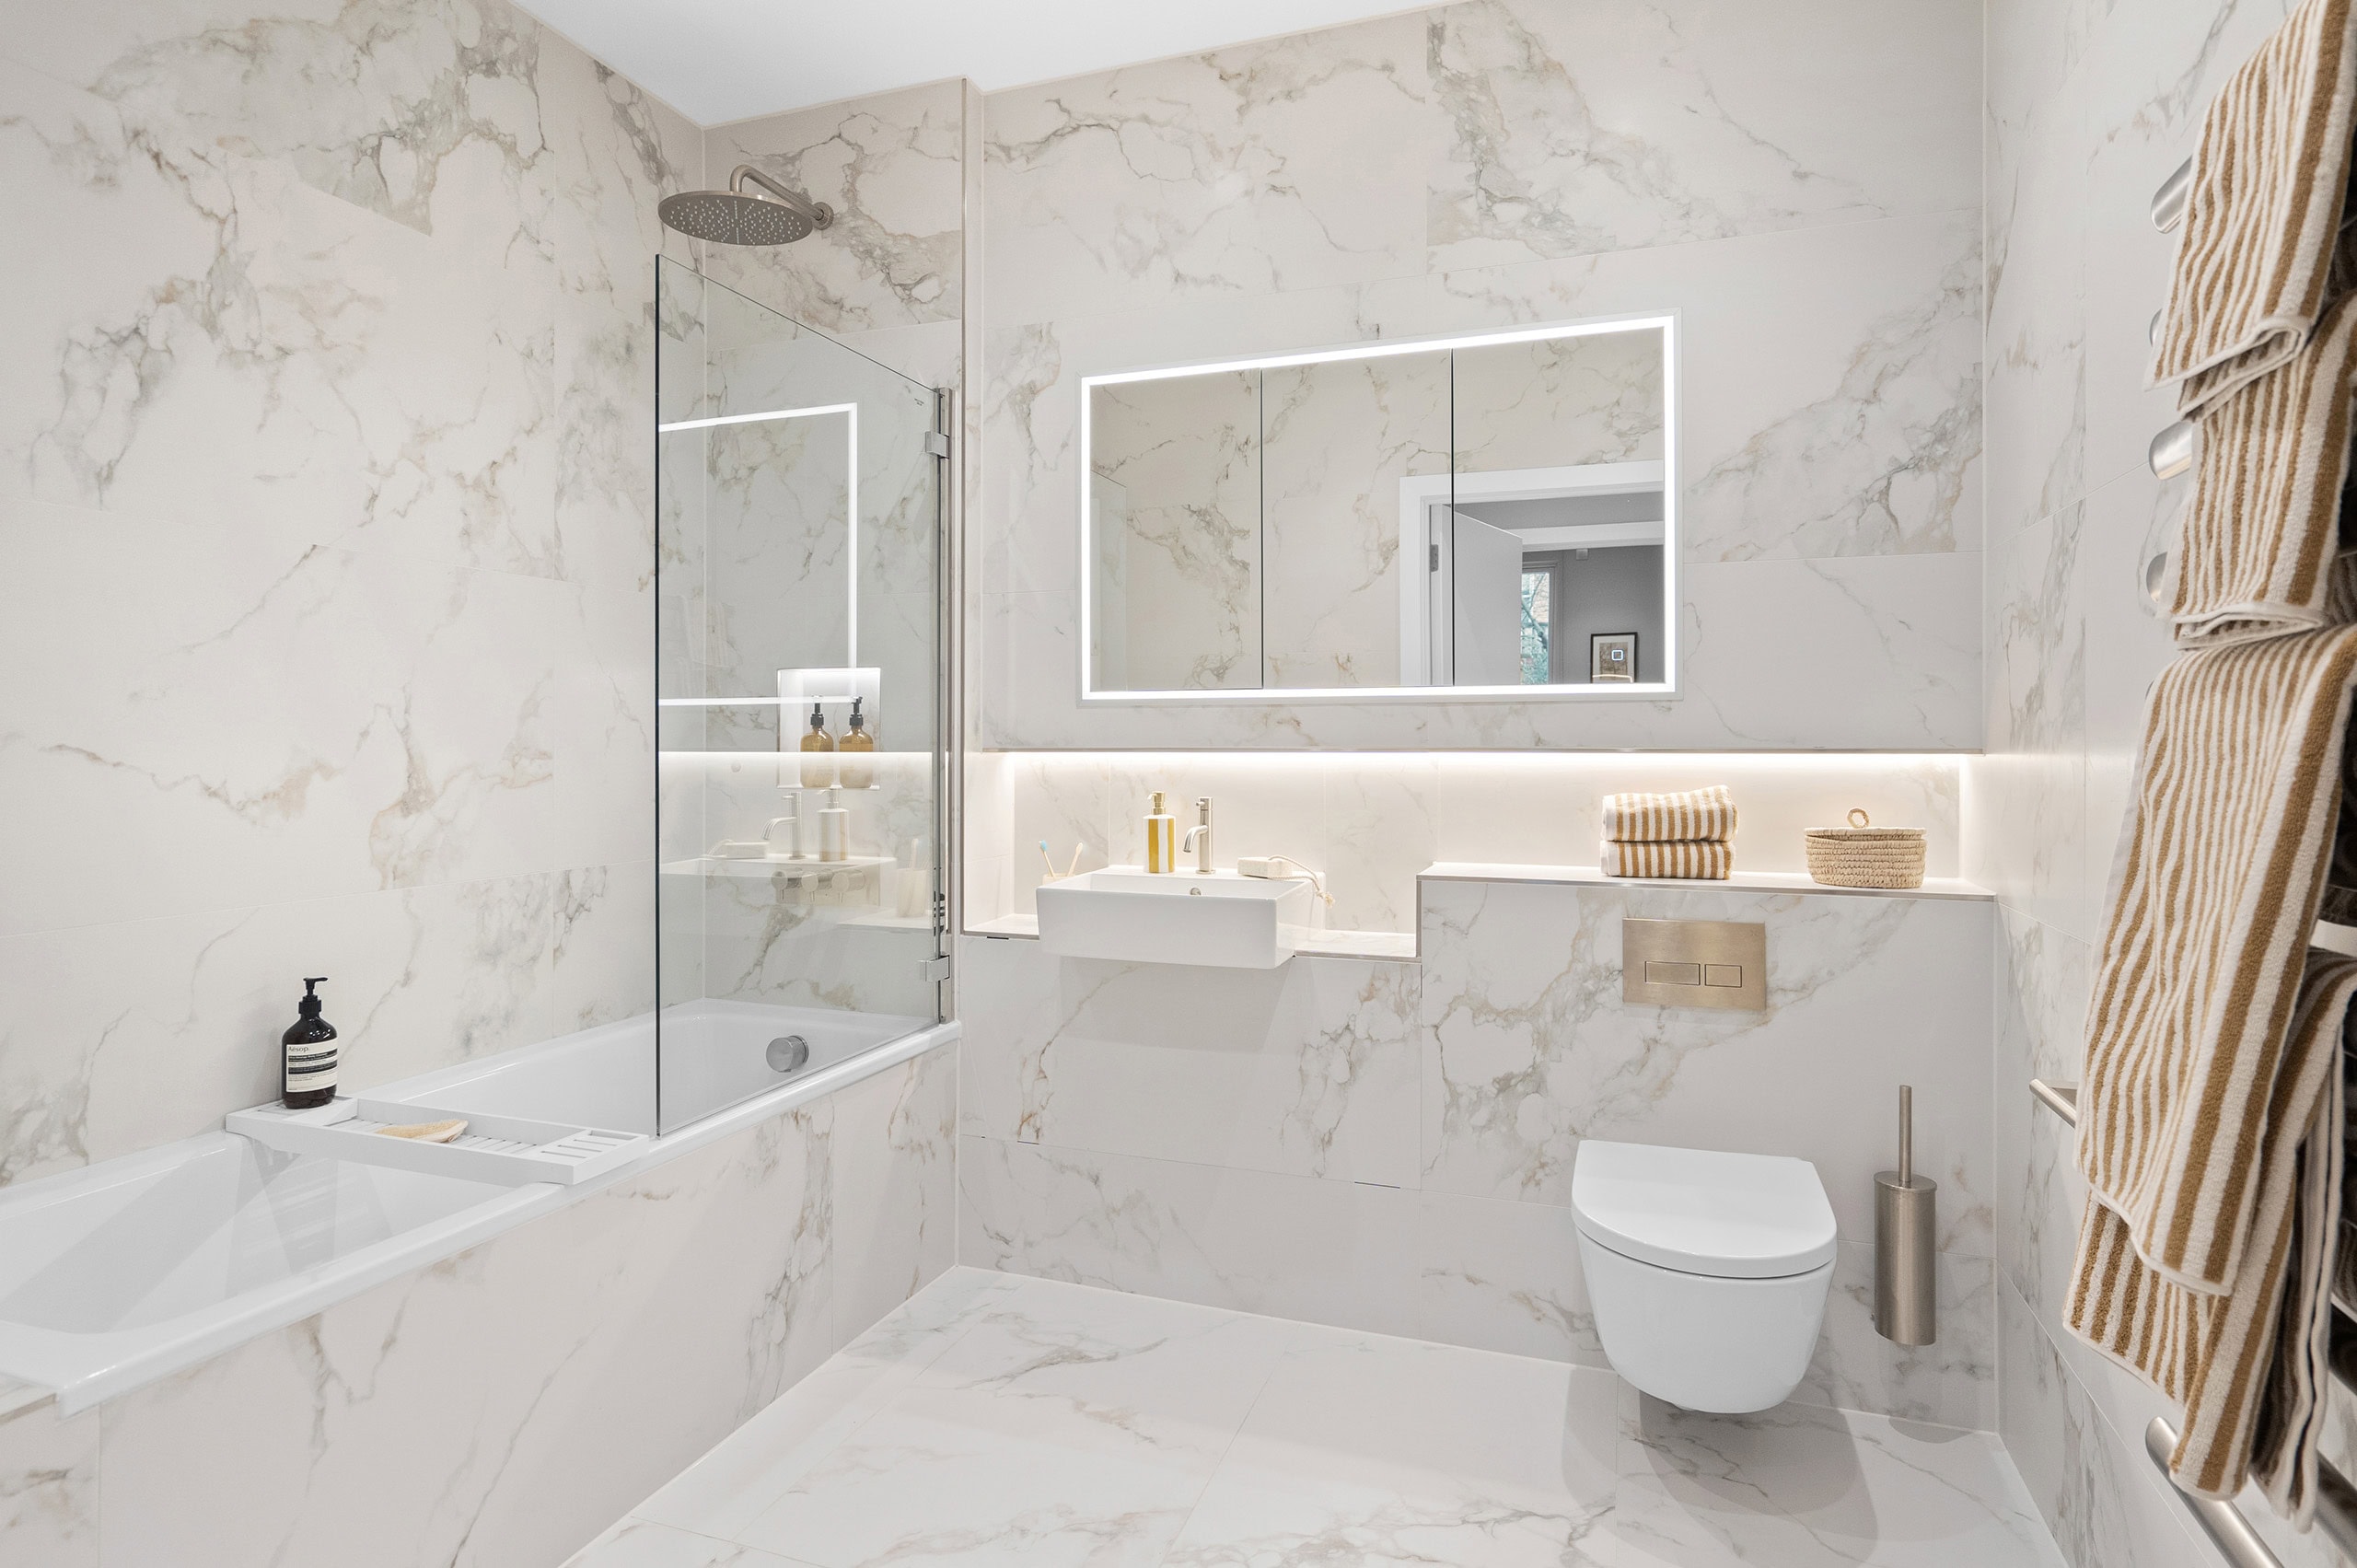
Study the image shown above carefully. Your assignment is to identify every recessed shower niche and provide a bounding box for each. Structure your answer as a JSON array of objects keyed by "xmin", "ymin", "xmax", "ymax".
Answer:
[{"xmin": 656, "ymin": 259, "xmax": 949, "ymax": 1132}]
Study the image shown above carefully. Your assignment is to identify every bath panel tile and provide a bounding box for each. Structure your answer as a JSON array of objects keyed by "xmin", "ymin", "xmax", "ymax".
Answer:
[
  {"xmin": 830, "ymin": 1046, "xmax": 958, "ymax": 1343},
  {"xmin": 93, "ymin": 1097, "xmax": 852, "ymax": 1568},
  {"xmin": 0, "ymin": 1400, "xmax": 97, "ymax": 1568}
]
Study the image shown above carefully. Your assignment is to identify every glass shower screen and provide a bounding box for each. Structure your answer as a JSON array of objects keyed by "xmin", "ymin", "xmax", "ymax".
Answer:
[{"xmin": 655, "ymin": 256, "xmax": 946, "ymax": 1134}]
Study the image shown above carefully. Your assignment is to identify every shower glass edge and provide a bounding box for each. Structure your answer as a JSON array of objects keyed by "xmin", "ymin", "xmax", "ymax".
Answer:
[{"xmin": 654, "ymin": 255, "xmax": 947, "ymax": 1135}]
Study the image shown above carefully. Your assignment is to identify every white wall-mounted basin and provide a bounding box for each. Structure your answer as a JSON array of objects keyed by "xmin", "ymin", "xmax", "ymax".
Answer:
[{"xmin": 1035, "ymin": 867, "xmax": 1315, "ymax": 969}]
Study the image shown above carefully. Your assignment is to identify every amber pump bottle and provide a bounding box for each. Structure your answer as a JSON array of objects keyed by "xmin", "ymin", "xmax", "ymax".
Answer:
[
  {"xmin": 282, "ymin": 977, "xmax": 339, "ymax": 1109},
  {"xmin": 800, "ymin": 702, "xmax": 836, "ymax": 789},
  {"xmin": 838, "ymin": 697, "xmax": 876, "ymax": 789}
]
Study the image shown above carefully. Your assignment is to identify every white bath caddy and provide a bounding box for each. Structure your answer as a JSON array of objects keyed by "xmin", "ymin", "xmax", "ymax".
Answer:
[{"xmin": 226, "ymin": 1097, "xmax": 648, "ymax": 1187}]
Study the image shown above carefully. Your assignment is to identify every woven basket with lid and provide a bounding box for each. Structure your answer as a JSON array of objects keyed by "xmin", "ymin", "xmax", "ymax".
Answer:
[{"xmin": 1805, "ymin": 809, "xmax": 1926, "ymax": 889}]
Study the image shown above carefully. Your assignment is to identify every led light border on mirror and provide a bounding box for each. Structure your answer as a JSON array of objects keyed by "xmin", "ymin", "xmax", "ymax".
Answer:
[
  {"xmin": 1078, "ymin": 313, "xmax": 1679, "ymax": 704},
  {"xmin": 658, "ymin": 401, "xmax": 862, "ymax": 668}
]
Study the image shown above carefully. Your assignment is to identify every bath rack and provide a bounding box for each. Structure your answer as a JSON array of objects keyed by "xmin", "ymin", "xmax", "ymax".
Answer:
[
  {"xmin": 2031, "ymin": 1079, "xmax": 2357, "ymax": 1565},
  {"xmin": 226, "ymin": 1096, "xmax": 648, "ymax": 1186}
]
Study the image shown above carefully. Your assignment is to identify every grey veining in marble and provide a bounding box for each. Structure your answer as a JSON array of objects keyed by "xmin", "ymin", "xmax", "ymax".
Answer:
[
  {"xmin": 1967, "ymin": 2, "xmax": 2357, "ymax": 1564},
  {"xmin": 576, "ymin": 1268, "xmax": 2061, "ymax": 1568},
  {"xmin": 0, "ymin": 1045, "xmax": 956, "ymax": 1568},
  {"xmin": 0, "ymin": 0, "xmax": 694, "ymax": 1189},
  {"xmin": 977, "ymin": 0, "xmax": 1983, "ymax": 750}
]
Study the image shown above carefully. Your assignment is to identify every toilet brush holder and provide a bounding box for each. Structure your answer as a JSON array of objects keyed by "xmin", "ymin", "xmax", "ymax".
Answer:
[{"xmin": 1875, "ymin": 1085, "xmax": 1937, "ymax": 1346}]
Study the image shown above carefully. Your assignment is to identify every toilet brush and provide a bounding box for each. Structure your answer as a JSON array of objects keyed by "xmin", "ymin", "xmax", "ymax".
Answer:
[{"xmin": 1875, "ymin": 1085, "xmax": 1937, "ymax": 1345}]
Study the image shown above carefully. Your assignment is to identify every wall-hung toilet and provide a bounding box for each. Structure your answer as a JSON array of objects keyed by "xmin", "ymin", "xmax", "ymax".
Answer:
[{"xmin": 1573, "ymin": 1139, "xmax": 1839, "ymax": 1414}]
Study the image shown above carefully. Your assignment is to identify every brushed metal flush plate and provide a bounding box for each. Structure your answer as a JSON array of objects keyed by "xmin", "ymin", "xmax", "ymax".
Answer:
[{"xmin": 1622, "ymin": 919, "xmax": 1767, "ymax": 1011}]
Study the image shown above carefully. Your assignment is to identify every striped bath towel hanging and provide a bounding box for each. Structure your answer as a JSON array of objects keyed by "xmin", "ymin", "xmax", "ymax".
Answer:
[
  {"xmin": 2076, "ymin": 627, "xmax": 2357, "ymax": 1292},
  {"xmin": 2167, "ymin": 291, "xmax": 2357, "ymax": 647},
  {"xmin": 2153, "ymin": 0, "xmax": 2357, "ymax": 417},
  {"xmin": 2070, "ymin": 949, "xmax": 2356, "ymax": 1511}
]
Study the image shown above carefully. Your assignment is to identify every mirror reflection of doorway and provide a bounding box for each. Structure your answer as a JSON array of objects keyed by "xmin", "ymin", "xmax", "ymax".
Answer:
[
  {"xmin": 1405, "ymin": 459, "xmax": 1666, "ymax": 688},
  {"xmin": 1512, "ymin": 546, "xmax": 1662, "ymax": 684}
]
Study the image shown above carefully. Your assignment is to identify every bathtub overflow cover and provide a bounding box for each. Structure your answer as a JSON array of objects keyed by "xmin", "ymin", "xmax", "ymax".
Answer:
[{"xmin": 767, "ymin": 1035, "xmax": 811, "ymax": 1073}]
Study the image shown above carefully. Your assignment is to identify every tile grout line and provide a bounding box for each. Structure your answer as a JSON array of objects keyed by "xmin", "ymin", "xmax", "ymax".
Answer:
[{"xmin": 1148, "ymin": 1324, "xmax": 1303, "ymax": 1566}]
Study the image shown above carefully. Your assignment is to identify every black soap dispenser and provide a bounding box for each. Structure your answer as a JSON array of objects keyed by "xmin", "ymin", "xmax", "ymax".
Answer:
[{"xmin": 282, "ymin": 977, "xmax": 339, "ymax": 1109}]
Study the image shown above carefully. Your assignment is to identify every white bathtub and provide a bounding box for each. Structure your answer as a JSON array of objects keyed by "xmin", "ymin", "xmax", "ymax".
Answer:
[{"xmin": 0, "ymin": 1004, "xmax": 955, "ymax": 1412}]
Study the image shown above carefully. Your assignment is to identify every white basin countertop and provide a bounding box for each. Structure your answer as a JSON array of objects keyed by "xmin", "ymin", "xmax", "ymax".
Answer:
[{"xmin": 977, "ymin": 859, "xmax": 1992, "ymax": 963}]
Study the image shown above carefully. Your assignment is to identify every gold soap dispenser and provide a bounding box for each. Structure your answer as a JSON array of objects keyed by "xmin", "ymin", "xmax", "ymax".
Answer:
[{"xmin": 1144, "ymin": 791, "xmax": 1178, "ymax": 874}]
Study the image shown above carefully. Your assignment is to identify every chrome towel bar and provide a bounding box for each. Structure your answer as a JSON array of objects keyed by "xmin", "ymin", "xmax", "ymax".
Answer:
[
  {"xmin": 2151, "ymin": 419, "xmax": 2197, "ymax": 480},
  {"xmin": 2154, "ymin": 157, "xmax": 2195, "ymax": 232},
  {"xmin": 2146, "ymin": 1419, "xmax": 2283, "ymax": 1568}
]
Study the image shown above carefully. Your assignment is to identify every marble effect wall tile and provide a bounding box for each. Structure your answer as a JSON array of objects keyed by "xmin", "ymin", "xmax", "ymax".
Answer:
[
  {"xmin": 979, "ymin": 210, "xmax": 1982, "ymax": 749},
  {"xmin": 958, "ymin": 1131, "xmax": 1995, "ymax": 1427},
  {"xmin": 1418, "ymin": 878, "xmax": 1993, "ymax": 1250},
  {"xmin": 0, "ymin": 0, "xmax": 696, "ymax": 1190},
  {"xmin": 1426, "ymin": 0, "xmax": 1980, "ymax": 273},
  {"xmin": 955, "ymin": 877, "xmax": 1998, "ymax": 1428},
  {"xmin": 1973, "ymin": 2, "xmax": 2343, "ymax": 1560},
  {"xmin": 970, "ymin": 749, "xmax": 1966, "ymax": 935},
  {"xmin": 0, "ymin": 1400, "xmax": 98, "ymax": 1568},
  {"xmin": 956, "ymin": 934, "xmax": 1420, "ymax": 1187},
  {"xmin": 700, "ymin": 80, "xmax": 965, "ymax": 341},
  {"xmin": 44, "ymin": 1045, "xmax": 954, "ymax": 1568}
]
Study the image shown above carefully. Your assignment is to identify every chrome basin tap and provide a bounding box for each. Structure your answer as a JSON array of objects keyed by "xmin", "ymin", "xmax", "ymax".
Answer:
[{"xmin": 1180, "ymin": 796, "xmax": 1213, "ymax": 874}]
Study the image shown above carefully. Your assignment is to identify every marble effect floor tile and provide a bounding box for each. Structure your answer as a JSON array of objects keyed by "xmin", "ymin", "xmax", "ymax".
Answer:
[{"xmin": 577, "ymin": 1269, "xmax": 2061, "ymax": 1568}]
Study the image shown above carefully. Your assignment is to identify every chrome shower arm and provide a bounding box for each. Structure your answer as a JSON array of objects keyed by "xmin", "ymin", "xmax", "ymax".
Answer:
[{"xmin": 729, "ymin": 165, "xmax": 833, "ymax": 229}]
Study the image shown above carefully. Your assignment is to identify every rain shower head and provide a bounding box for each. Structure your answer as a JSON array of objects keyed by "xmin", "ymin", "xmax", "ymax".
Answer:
[{"xmin": 658, "ymin": 165, "xmax": 834, "ymax": 246}]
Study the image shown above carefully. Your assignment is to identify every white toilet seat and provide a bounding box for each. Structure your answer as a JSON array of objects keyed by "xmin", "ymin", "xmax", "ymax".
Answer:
[
  {"xmin": 1571, "ymin": 1139, "xmax": 1836, "ymax": 1277},
  {"xmin": 1572, "ymin": 1141, "xmax": 1839, "ymax": 1413}
]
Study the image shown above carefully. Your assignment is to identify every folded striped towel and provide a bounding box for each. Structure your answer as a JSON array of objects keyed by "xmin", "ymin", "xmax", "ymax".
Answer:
[
  {"xmin": 2153, "ymin": 0, "xmax": 2357, "ymax": 416},
  {"xmin": 2077, "ymin": 627, "xmax": 2357, "ymax": 1295},
  {"xmin": 1599, "ymin": 839, "xmax": 1731, "ymax": 880},
  {"xmin": 1600, "ymin": 785, "xmax": 1736, "ymax": 843},
  {"xmin": 2168, "ymin": 292, "xmax": 2357, "ymax": 647},
  {"xmin": 2070, "ymin": 949, "xmax": 2356, "ymax": 1510}
]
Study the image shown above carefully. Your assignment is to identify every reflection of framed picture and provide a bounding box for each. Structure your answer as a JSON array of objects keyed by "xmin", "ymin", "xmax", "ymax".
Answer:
[{"xmin": 1591, "ymin": 632, "xmax": 1637, "ymax": 682}]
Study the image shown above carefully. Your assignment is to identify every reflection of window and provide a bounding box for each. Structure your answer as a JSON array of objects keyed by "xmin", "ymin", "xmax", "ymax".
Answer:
[{"xmin": 1519, "ymin": 569, "xmax": 1553, "ymax": 685}]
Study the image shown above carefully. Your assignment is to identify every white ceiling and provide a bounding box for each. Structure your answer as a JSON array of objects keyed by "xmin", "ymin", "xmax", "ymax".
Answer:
[{"xmin": 518, "ymin": 0, "xmax": 1431, "ymax": 126}]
